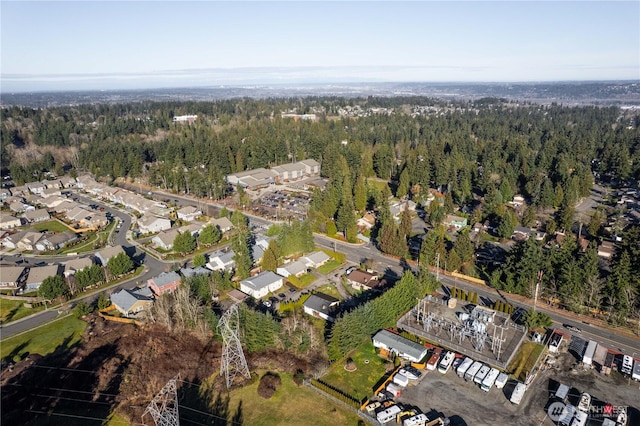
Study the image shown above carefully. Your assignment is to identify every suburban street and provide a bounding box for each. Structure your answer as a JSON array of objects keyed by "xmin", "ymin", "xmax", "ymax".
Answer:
[{"xmin": 2, "ymin": 187, "xmax": 639, "ymax": 361}]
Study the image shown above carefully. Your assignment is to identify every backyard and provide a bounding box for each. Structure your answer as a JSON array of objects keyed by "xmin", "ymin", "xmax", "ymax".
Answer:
[
  {"xmin": 32, "ymin": 219, "xmax": 72, "ymax": 233},
  {"xmin": 320, "ymin": 341, "xmax": 389, "ymax": 402},
  {"xmin": 317, "ymin": 259, "xmax": 342, "ymax": 275},
  {"xmin": 508, "ymin": 341, "xmax": 545, "ymax": 382}
]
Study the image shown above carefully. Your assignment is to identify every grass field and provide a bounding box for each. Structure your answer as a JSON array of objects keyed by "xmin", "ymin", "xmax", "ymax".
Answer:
[
  {"xmin": 508, "ymin": 341, "xmax": 545, "ymax": 382},
  {"xmin": 32, "ymin": 219, "xmax": 72, "ymax": 233},
  {"xmin": 366, "ymin": 178, "xmax": 392, "ymax": 193},
  {"xmin": 0, "ymin": 298, "xmax": 46, "ymax": 324},
  {"xmin": 317, "ymin": 259, "xmax": 342, "ymax": 275},
  {"xmin": 0, "ymin": 315, "xmax": 87, "ymax": 362},
  {"xmin": 315, "ymin": 282, "xmax": 344, "ymax": 300},
  {"xmin": 320, "ymin": 341, "xmax": 388, "ymax": 401},
  {"xmin": 286, "ymin": 273, "xmax": 317, "ymax": 288},
  {"xmin": 225, "ymin": 372, "xmax": 361, "ymax": 426}
]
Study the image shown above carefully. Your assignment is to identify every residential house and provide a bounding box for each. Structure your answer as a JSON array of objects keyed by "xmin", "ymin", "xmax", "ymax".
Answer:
[
  {"xmin": 346, "ymin": 269, "xmax": 380, "ymax": 291},
  {"xmin": 239, "ymin": 271, "xmax": 284, "ymax": 299},
  {"xmin": 42, "ymin": 179, "xmax": 62, "ymax": 190},
  {"xmin": 41, "ymin": 195, "xmax": 67, "ymax": 209},
  {"xmin": 65, "ymin": 206, "xmax": 94, "ymax": 224},
  {"xmin": 252, "ymin": 236, "xmax": 271, "ymax": 263},
  {"xmin": 0, "ymin": 213, "xmax": 22, "ymax": 230},
  {"xmin": 42, "ymin": 187, "xmax": 62, "ymax": 198},
  {"xmin": 24, "ymin": 208, "xmax": 51, "ymax": 223},
  {"xmin": 303, "ymin": 292, "xmax": 340, "ymax": 322},
  {"xmin": 177, "ymin": 206, "xmax": 202, "ymax": 222},
  {"xmin": 138, "ymin": 215, "xmax": 171, "ymax": 234},
  {"xmin": 53, "ymin": 200, "xmax": 78, "ymax": 213},
  {"xmin": 110, "ymin": 288, "xmax": 154, "ymax": 317},
  {"xmin": 10, "ymin": 185, "xmax": 29, "ymax": 197},
  {"xmin": 357, "ymin": 212, "xmax": 376, "ymax": 230},
  {"xmin": 510, "ymin": 195, "xmax": 526, "ymax": 207},
  {"xmin": 0, "ymin": 266, "xmax": 27, "ymax": 292},
  {"xmin": 277, "ymin": 258, "xmax": 308, "ymax": 278},
  {"xmin": 206, "ymin": 250, "xmax": 235, "ymax": 272},
  {"xmin": 209, "ymin": 217, "xmax": 233, "ymax": 233},
  {"xmin": 58, "ymin": 176, "xmax": 77, "ymax": 188},
  {"xmin": 26, "ymin": 181, "xmax": 45, "ymax": 195},
  {"xmin": 9, "ymin": 201, "xmax": 27, "ymax": 213},
  {"xmin": 178, "ymin": 223, "xmax": 201, "ymax": 237},
  {"xmin": 444, "ymin": 214, "xmax": 468, "ymax": 230},
  {"xmin": 64, "ymin": 257, "xmax": 93, "ymax": 277},
  {"xmin": 17, "ymin": 231, "xmax": 44, "ymax": 251},
  {"xmin": 39, "ymin": 231, "xmax": 77, "ymax": 251},
  {"xmin": 390, "ymin": 200, "xmax": 417, "ymax": 220},
  {"xmin": 2, "ymin": 230, "xmax": 29, "ymax": 249},
  {"xmin": 148, "ymin": 271, "xmax": 181, "ymax": 296},
  {"xmin": 25, "ymin": 264, "xmax": 60, "ymax": 292},
  {"xmin": 227, "ymin": 289, "xmax": 248, "ymax": 303},
  {"xmin": 81, "ymin": 212, "xmax": 108, "ymax": 229},
  {"xmin": 372, "ymin": 329, "xmax": 429, "ymax": 363},
  {"xmin": 180, "ymin": 267, "xmax": 211, "ymax": 279},
  {"xmin": 512, "ymin": 226, "xmax": 535, "ymax": 241},
  {"xmin": 597, "ymin": 241, "xmax": 615, "ymax": 259},
  {"xmin": 95, "ymin": 245, "xmax": 126, "ymax": 266},
  {"xmin": 302, "ymin": 251, "xmax": 331, "ymax": 268},
  {"xmin": 152, "ymin": 228, "xmax": 180, "ymax": 251}
]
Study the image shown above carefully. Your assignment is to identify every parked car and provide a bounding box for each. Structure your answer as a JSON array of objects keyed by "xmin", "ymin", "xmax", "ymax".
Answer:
[{"xmin": 563, "ymin": 324, "xmax": 582, "ymax": 333}]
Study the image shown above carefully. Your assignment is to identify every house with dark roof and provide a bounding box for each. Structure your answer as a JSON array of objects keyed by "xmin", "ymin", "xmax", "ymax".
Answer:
[
  {"xmin": 148, "ymin": 271, "xmax": 181, "ymax": 296},
  {"xmin": 303, "ymin": 292, "xmax": 340, "ymax": 322},
  {"xmin": 39, "ymin": 231, "xmax": 77, "ymax": 251},
  {"xmin": 239, "ymin": 271, "xmax": 284, "ymax": 299},
  {"xmin": 110, "ymin": 288, "xmax": 154, "ymax": 317}
]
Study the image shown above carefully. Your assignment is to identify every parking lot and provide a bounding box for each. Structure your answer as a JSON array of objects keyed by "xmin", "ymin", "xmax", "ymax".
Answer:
[{"xmin": 251, "ymin": 189, "xmax": 310, "ymax": 220}]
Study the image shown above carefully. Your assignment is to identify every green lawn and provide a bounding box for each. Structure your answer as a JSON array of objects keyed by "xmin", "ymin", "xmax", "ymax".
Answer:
[
  {"xmin": 1, "ymin": 315, "xmax": 87, "ymax": 362},
  {"xmin": 366, "ymin": 178, "xmax": 392, "ymax": 193},
  {"xmin": 0, "ymin": 298, "xmax": 46, "ymax": 324},
  {"xmin": 317, "ymin": 259, "xmax": 342, "ymax": 275},
  {"xmin": 320, "ymin": 341, "xmax": 389, "ymax": 401},
  {"xmin": 315, "ymin": 283, "xmax": 343, "ymax": 300},
  {"xmin": 32, "ymin": 219, "xmax": 72, "ymax": 233},
  {"xmin": 225, "ymin": 372, "xmax": 361, "ymax": 426},
  {"xmin": 286, "ymin": 273, "xmax": 317, "ymax": 288}
]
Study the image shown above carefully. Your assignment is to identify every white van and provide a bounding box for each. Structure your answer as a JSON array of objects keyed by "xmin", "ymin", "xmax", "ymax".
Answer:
[{"xmin": 495, "ymin": 372, "xmax": 508, "ymax": 389}]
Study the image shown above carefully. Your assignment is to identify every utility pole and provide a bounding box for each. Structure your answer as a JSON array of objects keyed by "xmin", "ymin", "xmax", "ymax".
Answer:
[
  {"xmin": 534, "ymin": 270, "xmax": 543, "ymax": 312},
  {"xmin": 436, "ymin": 253, "xmax": 440, "ymax": 282}
]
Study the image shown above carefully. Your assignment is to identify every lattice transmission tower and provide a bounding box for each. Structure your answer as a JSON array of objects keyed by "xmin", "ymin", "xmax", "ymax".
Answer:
[
  {"xmin": 142, "ymin": 373, "xmax": 180, "ymax": 426},
  {"xmin": 218, "ymin": 303, "xmax": 251, "ymax": 389}
]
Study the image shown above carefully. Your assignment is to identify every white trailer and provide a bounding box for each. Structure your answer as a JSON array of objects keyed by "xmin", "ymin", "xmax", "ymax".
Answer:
[
  {"xmin": 456, "ymin": 357, "xmax": 474, "ymax": 378},
  {"xmin": 464, "ymin": 361, "xmax": 483, "ymax": 381},
  {"xmin": 582, "ymin": 341, "xmax": 597, "ymax": 366},
  {"xmin": 633, "ymin": 359, "xmax": 640, "ymax": 381},
  {"xmin": 510, "ymin": 382, "xmax": 526, "ymax": 405},
  {"xmin": 481, "ymin": 368, "xmax": 500, "ymax": 392},
  {"xmin": 403, "ymin": 413, "xmax": 429, "ymax": 426},
  {"xmin": 377, "ymin": 405, "xmax": 402, "ymax": 424},
  {"xmin": 386, "ymin": 382, "xmax": 402, "ymax": 397},
  {"xmin": 495, "ymin": 372, "xmax": 508, "ymax": 389},
  {"xmin": 474, "ymin": 364, "xmax": 490, "ymax": 385},
  {"xmin": 438, "ymin": 351, "xmax": 455, "ymax": 374},
  {"xmin": 393, "ymin": 373, "xmax": 410, "ymax": 387},
  {"xmin": 621, "ymin": 355, "xmax": 633, "ymax": 375}
]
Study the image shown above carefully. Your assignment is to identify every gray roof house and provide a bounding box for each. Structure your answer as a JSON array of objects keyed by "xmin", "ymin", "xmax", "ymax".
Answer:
[
  {"xmin": 180, "ymin": 267, "xmax": 211, "ymax": 278},
  {"xmin": 95, "ymin": 245, "xmax": 126, "ymax": 266},
  {"xmin": 24, "ymin": 208, "xmax": 51, "ymax": 223},
  {"xmin": 110, "ymin": 288, "xmax": 154, "ymax": 317},
  {"xmin": 209, "ymin": 217, "xmax": 234, "ymax": 232},
  {"xmin": 302, "ymin": 251, "xmax": 331, "ymax": 268},
  {"xmin": 206, "ymin": 250, "xmax": 235, "ymax": 272},
  {"xmin": 25, "ymin": 264, "xmax": 61, "ymax": 292},
  {"xmin": 303, "ymin": 293, "xmax": 340, "ymax": 322},
  {"xmin": 152, "ymin": 228, "xmax": 180, "ymax": 251},
  {"xmin": 239, "ymin": 271, "xmax": 284, "ymax": 299},
  {"xmin": 372, "ymin": 329, "xmax": 429, "ymax": 363},
  {"xmin": 138, "ymin": 215, "xmax": 172, "ymax": 234},
  {"xmin": 0, "ymin": 266, "xmax": 27, "ymax": 291},
  {"xmin": 177, "ymin": 206, "xmax": 202, "ymax": 222},
  {"xmin": 64, "ymin": 257, "xmax": 94, "ymax": 277},
  {"xmin": 276, "ymin": 258, "xmax": 308, "ymax": 278}
]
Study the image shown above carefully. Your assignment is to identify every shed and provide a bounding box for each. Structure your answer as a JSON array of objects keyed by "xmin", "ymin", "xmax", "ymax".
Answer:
[{"xmin": 372, "ymin": 329, "xmax": 428, "ymax": 363}]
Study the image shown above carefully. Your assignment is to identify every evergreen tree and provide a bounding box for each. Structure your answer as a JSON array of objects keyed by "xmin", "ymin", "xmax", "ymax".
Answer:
[
  {"xmin": 193, "ymin": 253, "xmax": 207, "ymax": 268},
  {"xmin": 107, "ymin": 252, "xmax": 134, "ymax": 277},
  {"xmin": 353, "ymin": 175, "xmax": 368, "ymax": 212},
  {"xmin": 396, "ymin": 168, "xmax": 410, "ymax": 199},
  {"xmin": 399, "ymin": 207, "xmax": 412, "ymax": 240},
  {"xmin": 174, "ymin": 231, "xmax": 197, "ymax": 254},
  {"xmin": 199, "ymin": 224, "xmax": 222, "ymax": 246},
  {"xmin": 232, "ymin": 231, "xmax": 253, "ymax": 280},
  {"xmin": 261, "ymin": 240, "xmax": 280, "ymax": 272},
  {"xmin": 453, "ymin": 232, "xmax": 474, "ymax": 264},
  {"xmin": 39, "ymin": 275, "xmax": 68, "ymax": 300}
]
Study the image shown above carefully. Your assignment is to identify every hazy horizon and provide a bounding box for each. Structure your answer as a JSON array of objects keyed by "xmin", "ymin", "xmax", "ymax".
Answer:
[{"xmin": 2, "ymin": 1, "xmax": 638, "ymax": 92}]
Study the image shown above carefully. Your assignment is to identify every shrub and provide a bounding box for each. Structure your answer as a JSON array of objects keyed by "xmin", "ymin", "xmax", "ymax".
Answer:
[{"xmin": 257, "ymin": 372, "xmax": 281, "ymax": 399}]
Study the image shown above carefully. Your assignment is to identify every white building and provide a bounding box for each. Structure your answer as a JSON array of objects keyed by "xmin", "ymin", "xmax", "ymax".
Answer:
[
  {"xmin": 239, "ymin": 271, "xmax": 284, "ymax": 299},
  {"xmin": 138, "ymin": 215, "xmax": 172, "ymax": 234}
]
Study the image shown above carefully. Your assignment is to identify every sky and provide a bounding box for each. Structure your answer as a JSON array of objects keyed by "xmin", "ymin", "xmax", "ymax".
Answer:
[{"xmin": 1, "ymin": 1, "xmax": 639, "ymax": 92}]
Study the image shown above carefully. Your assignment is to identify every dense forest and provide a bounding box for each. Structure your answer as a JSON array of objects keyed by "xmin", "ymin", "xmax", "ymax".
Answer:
[{"xmin": 2, "ymin": 96, "xmax": 640, "ymax": 326}]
